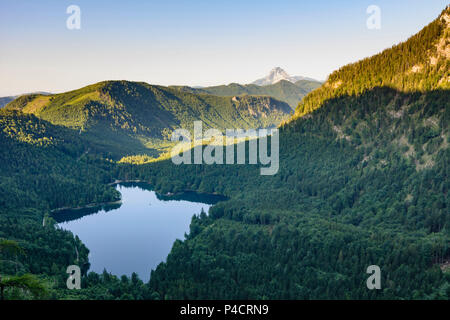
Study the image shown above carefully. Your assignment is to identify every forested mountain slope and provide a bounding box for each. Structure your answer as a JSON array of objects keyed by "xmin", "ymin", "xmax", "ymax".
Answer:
[
  {"xmin": 5, "ymin": 81, "xmax": 291, "ymax": 159},
  {"xmin": 126, "ymin": 87, "xmax": 448, "ymax": 299},
  {"xmin": 0, "ymin": 110, "xmax": 122, "ymax": 298},
  {"xmin": 0, "ymin": 81, "xmax": 291, "ymax": 299},
  {"xmin": 0, "ymin": 7, "xmax": 448, "ymax": 300},
  {"xmin": 170, "ymin": 79, "xmax": 321, "ymax": 109},
  {"xmin": 119, "ymin": 8, "xmax": 450, "ymax": 299},
  {"xmin": 294, "ymin": 9, "xmax": 449, "ymax": 118}
]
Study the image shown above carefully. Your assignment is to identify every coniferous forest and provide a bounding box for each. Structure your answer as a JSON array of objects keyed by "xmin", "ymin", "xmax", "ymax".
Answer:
[{"xmin": 0, "ymin": 6, "xmax": 449, "ymax": 301}]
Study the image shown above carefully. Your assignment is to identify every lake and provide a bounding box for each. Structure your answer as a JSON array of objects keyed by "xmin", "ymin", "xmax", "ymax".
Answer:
[{"xmin": 53, "ymin": 182, "xmax": 226, "ymax": 282}]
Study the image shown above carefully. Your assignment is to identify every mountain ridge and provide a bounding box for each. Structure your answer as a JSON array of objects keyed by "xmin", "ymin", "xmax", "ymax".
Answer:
[
  {"xmin": 0, "ymin": 6, "xmax": 448, "ymax": 301},
  {"xmin": 292, "ymin": 7, "xmax": 449, "ymax": 120},
  {"xmin": 252, "ymin": 67, "xmax": 318, "ymax": 85},
  {"xmin": 170, "ymin": 79, "xmax": 321, "ymax": 109},
  {"xmin": 138, "ymin": 7, "xmax": 449, "ymax": 299},
  {"xmin": 0, "ymin": 92, "xmax": 52, "ymax": 108},
  {"xmin": 4, "ymin": 80, "xmax": 292, "ymax": 158}
]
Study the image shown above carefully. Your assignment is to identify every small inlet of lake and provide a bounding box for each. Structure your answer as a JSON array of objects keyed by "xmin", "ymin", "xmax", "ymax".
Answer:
[{"xmin": 52, "ymin": 182, "xmax": 226, "ymax": 282}]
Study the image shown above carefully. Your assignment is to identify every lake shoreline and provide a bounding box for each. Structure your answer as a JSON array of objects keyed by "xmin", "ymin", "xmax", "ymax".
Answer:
[
  {"xmin": 51, "ymin": 181, "xmax": 227, "ymax": 214},
  {"xmin": 110, "ymin": 179, "xmax": 228, "ymax": 200},
  {"xmin": 51, "ymin": 200, "xmax": 123, "ymax": 214},
  {"xmin": 55, "ymin": 183, "xmax": 216, "ymax": 281},
  {"xmin": 108, "ymin": 179, "xmax": 143, "ymax": 186}
]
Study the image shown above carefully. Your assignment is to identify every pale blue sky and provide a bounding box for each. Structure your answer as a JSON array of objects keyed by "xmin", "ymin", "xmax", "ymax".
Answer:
[{"xmin": 0, "ymin": 0, "xmax": 447, "ymax": 96}]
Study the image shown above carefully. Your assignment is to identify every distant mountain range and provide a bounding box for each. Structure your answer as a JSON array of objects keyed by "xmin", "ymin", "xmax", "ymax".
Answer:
[
  {"xmin": 1, "ymin": 70, "xmax": 321, "ymax": 158},
  {"xmin": 0, "ymin": 6, "xmax": 448, "ymax": 301},
  {"xmin": 252, "ymin": 67, "xmax": 318, "ymax": 86},
  {"xmin": 170, "ymin": 78, "xmax": 321, "ymax": 110},
  {"xmin": 2, "ymin": 70, "xmax": 320, "ymax": 111},
  {"xmin": 4, "ymin": 81, "xmax": 292, "ymax": 158}
]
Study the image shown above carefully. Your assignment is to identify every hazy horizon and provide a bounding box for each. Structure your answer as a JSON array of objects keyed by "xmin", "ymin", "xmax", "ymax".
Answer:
[{"xmin": 0, "ymin": 0, "xmax": 448, "ymax": 96}]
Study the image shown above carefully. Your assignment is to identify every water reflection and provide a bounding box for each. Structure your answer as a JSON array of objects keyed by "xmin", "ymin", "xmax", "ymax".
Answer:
[{"xmin": 54, "ymin": 183, "xmax": 226, "ymax": 281}]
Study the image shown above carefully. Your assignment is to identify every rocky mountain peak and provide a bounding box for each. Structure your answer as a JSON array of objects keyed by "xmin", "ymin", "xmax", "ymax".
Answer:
[{"xmin": 252, "ymin": 67, "xmax": 317, "ymax": 86}]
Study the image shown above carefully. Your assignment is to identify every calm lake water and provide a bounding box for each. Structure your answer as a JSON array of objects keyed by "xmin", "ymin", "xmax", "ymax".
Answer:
[{"xmin": 54, "ymin": 183, "xmax": 225, "ymax": 282}]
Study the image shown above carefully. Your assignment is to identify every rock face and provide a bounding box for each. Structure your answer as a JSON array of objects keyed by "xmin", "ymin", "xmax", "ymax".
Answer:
[{"xmin": 252, "ymin": 67, "xmax": 317, "ymax": 86}]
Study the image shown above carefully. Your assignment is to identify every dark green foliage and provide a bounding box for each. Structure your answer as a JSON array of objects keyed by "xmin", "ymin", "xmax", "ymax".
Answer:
[
  {"xmin": 0, "ymin": 110, "xmax": 120, "ymax": 211},
  {"xmin": 0, "ymin": 7, "xmax": 448, "ymax": 300},
  {"xmin": 0, "ymin": 273, "xmax": 48, "ymax": 300},
  {"xmin": 131, "ymin": 86, "xmax": 449, "ymax": 300},
  {"xmin": 122, "ymin": 7, "xmax": 450, "ymax": 296}
]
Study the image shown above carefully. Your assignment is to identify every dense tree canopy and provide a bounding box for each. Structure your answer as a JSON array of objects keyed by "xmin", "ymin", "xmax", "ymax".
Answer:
[{"xmin": 0, "ymin": 7, "xmax": 448, "ymax": 300}]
